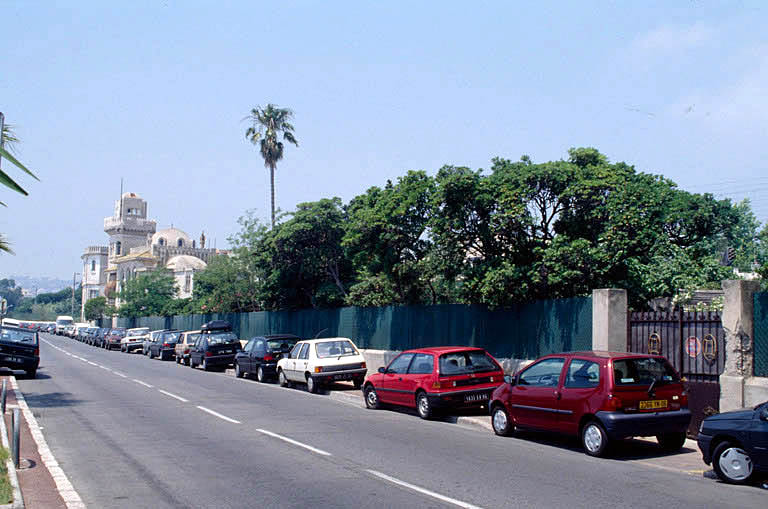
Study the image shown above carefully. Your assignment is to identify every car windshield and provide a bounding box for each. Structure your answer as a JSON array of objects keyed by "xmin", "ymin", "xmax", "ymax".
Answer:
[
  {"xmin": 612, "ymin": 357, "xmax": 679, "ymax": 385},
  {"xmin": 315, "ymin": 340, "xmax": 358, "ymax": 358},
  {"xmin": 56, "ymin": 319, "xmax": 73, "ymax": 326},
  {"xmin": 439, "ymin": 351, "xmax": 499, "ymax": 375},
  {"xmin": 206, "ymin": 332, "xmax": 239, "ymax": 345},
  {"xmin": 0, "ymin": 327, "xmax": 38, "ymax": 345},
  {"xmin": 162, "ymin": 333, "xmax": 180, "ymax": 343},
  {"xmin": 267, "ymin": 339, "xmax": 298, "ymax": 351}
]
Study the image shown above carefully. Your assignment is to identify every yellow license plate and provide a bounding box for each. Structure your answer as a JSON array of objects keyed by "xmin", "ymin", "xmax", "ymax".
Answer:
[{"xmin": 639, "ymin": 399, "xmax": 667, "ymax": 410}]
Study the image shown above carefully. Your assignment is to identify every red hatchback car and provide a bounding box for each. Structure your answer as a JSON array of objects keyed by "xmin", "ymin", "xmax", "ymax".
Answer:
[
  {"xmin": 489, "ymin": 351, "xmax": 692, "ymax": 457},
  {"xmin": 363, "ymin": 347, "xmax": 504, "ymax": 419}
]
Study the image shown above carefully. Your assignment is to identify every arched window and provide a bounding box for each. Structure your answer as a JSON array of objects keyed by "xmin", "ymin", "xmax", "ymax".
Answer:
[
  {"xmin": 158, "ymin": 238, "xmax": 166, "ymax": 246},
  {"xmin": 91, "ymin": 260, "xmax": 96, "ymax": 272},
  {"xmin": 184, "ymin": 273, "xmax": 192, "ymax": 292},
  {"xmin": 116, "ymin": 241, "xmax": 122, "ymax": 255},
  {"xmin": 177, "ymin": 239, "xmax": 184, "ymax": 247}
]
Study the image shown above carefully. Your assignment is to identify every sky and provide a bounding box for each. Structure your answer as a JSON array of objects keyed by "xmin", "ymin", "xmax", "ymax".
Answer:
[{"xmin": 2, "ymin": 1, "xmax": 767, "ymax": 282}]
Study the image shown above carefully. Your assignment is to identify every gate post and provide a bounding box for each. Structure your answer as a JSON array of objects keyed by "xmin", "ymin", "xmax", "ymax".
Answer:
[
  {"xmin": 592, "ymin": 289, "xmax": 628, "ymax": 352},
  {"xmin": 720, "ymin": 279, "xmax": 761, "ymax": 412}
]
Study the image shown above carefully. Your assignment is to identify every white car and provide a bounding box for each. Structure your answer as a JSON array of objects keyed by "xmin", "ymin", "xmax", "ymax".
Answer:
[
  {"xmin": 276, "ymin": 337, "xmax": 367, "ymax": 393},
  {"xmin": 121, "ymin": 327, "xmax": 150, "ymax": 353}
]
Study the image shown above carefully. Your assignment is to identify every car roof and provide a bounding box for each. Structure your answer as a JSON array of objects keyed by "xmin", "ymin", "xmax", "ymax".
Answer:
[
  {"xmin": 261, "ymin": 334, "xmax": 300, "ymax": 340},
  {"xmin": 402, "ymin": 346, "xmax": 489, "ymax": 355},
  {"xmin": 544, "ymin": 350, "xmax": 666, "ymax": 360},
  {"xmin": 297, "ymin": 337, "xmax": 356, "ymax": 344},
  {"xmin": 182, "ymin": 330, "xmax": 201, "ymax": 334}
]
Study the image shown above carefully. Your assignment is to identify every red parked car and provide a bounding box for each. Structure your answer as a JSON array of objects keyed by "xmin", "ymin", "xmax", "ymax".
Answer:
[
  {"xmin": 489, "ymin": 351, "xmax": 691, "ymax": 457},
  {"xmin": 363, "ymin": 347, "xmax": 504, "ymax": 419}
]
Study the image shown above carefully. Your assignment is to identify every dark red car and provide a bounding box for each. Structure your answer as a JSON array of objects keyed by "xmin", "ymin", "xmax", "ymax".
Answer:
[
  {"xmin": 363, "ymin": 346, "xmax": 504, "ymax": 419},
  {"xmin": 104, "ymin": 328, "xmax": 126, "ymax": 350},
  {"xmin": 489, "ymin": 351, "xmax": 691, "ymax": 457}
]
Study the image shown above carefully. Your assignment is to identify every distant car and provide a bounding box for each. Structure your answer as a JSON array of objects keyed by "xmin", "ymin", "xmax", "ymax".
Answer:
[
  {"xmin": 104, "ymin": 328, "xmax": 125, "ymax": 350},
  {"xmin": 149, "ymin": 330, "xmax": 180, "ymax": 360},
  {"xmin": 85, "ymin": 327, "xmax": 99, "ymax": 345},
  {"xmin": 175, "ymin": 330, "xmax": 200, "ymax": 366},
  {"xmin": 0, "ymin": 325, "xmax": 40, "ymax": 378},
  {"xmin": 488, "ymin": 351, "xmax": 691, "ymax": 457},
  {"xmin": 189, "ymin": 321, "xmax": 241, "ymax": 371},
  {"xmin": 234, "ymin": 334, "xmax": 300, "ymax": 382},
  {"xmin": 143, "ymin": 329, "xmax": 168, "ymax": 355},
  {"xmin": 45, "ymin": 324, "xmax": 56, "ymax": 334},
  {"xmin": 121, "ymin": 328, "xmax": 150, "ymax": 353},
  {"xmin": 363, "ymin": 347, "xmax": 503, "ymax": 419},
  {"xmin": 697, "ymin": 401, "xmax": 768, "ymax": 484},
  {"xmin": 277, "ymin": 337, "xmax": 367, "ymax": 393}
]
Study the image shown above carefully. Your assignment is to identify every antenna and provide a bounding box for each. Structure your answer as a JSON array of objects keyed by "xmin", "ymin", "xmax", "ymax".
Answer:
[{"xmin": 119, "ymin": 177, "xmax": 124, "ymax": 218}]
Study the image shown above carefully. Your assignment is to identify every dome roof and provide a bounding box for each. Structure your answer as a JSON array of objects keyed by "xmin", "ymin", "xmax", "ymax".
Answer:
[
  {"xmin": 151, "ymin": 227, "xmax": 191, "ymax": 247},
  {"xmin": 166, "ymin": 255, "xmax": 207, "ymax": 271}
]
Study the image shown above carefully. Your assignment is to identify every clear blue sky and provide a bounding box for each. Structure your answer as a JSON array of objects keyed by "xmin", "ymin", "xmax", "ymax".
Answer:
[{"xmin": 2, "ymin": 1, "xmax": 767, "ymax": 281}]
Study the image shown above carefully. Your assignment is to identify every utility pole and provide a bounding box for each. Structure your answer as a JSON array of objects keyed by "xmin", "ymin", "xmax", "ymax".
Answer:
[{"xmin": 71, "ymin": 272, "xmax": 80, "ymax": 317}]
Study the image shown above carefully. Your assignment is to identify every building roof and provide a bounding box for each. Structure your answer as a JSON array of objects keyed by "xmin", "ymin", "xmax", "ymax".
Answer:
[
  {"xmin": 114, "ymin": 249, "xmax": 154, "ymax": 262},
  {"xmin": 166, "ymin": 255, "xmax": 207, "ymax": 271},
  {"xmin": 151, "ymin": 227, "xmax": 191, "ymax": 247}
]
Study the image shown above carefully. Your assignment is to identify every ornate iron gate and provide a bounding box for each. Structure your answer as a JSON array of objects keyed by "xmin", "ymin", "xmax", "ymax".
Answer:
[{"xmin": 628, "ymin": 310, "xmax": 724, "ymax": 436}]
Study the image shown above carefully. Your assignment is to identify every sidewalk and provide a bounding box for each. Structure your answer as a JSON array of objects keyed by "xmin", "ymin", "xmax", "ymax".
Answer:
[{"xmin": 0, "ymin": 374, "xmax": 69, "ymax": 509}]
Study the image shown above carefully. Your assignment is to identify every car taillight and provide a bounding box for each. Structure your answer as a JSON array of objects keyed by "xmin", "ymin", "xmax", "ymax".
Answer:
[
  {"xmin": 361, "ymin": 362, "xmax": 366, "ymax": 369},
  {"xmin": 263, "ymin": 354, "xmax": 274, "ymax": 362},
  {"xmin": 603, "ymin": 394, "xmax": 623, "ymax": 411},
  {"xmin": 431, "ymin": 382, "xmax": 441, "ymax": 389},
  {"xmin": 184, "ymin": 349, "xmax": 190, "ymax": 354},
  {"xmin": 163, "ymin": 343, "xmax": 170, "ymax": 347},
  {"xmin": 34, "ymin": 348, "xmax": 39, "ymax": 357},
  {"xmin": 205, "ymin": 351, "xmax": 212, "ymax": 357}
]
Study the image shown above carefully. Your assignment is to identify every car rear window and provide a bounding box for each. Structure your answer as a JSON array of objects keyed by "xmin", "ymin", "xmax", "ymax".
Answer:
[
  {"xmin": 0, "ymin": 328, "xmax": 38, "ymax": 345},
  {"xmin": 315, "ymin": 340, "xmax": 358, "ymax": 358},
  {"xmin": 612, "ymin": 357, "xmax": 679, "ymax": 385},
  {"xmin": 162, "ymin": 333, "xmax": 180, "ymax": 343},
  {"xmin": 267, "ymin": 339, "xmax": 297, "ymax": 351},
  {"xmin": 439, "ymin": 350, "xmax": 499, "ymax": 376},
  {"xmin": 206, "ymin": 332, "xmax": 239, "ymax": 345}
]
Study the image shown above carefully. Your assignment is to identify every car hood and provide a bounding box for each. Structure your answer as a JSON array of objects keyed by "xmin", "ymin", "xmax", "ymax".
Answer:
[{"xmin": 705, "ymin": 408, "xmax": 754, "ymax": 422}]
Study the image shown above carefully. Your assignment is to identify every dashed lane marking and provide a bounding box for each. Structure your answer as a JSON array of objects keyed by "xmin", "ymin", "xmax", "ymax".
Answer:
[
  {"xmin": 158, "ymin": 390, "xmax": 188, "ymax": 403},
  {"xmin": 196, "ymin": 406, "xmax": 241, "ymax": 424},
  {"xmin": 366, "ymin": 469, "xmax": 484, "ymax": 509},
  {"xmin": 256, "ymin": 429, "xmax": 331, "ymax": 456},
  {"xmin": 132, "ymin": 379, "xmax": 153, "ymax": 388}
]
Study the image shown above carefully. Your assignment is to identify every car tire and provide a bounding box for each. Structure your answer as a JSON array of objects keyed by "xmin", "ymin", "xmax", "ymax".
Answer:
[
  {"xmin": 306, "ymin": 375, "xmax": 318, "ymax": 394},
  {"xmin": 202, "ymin": 358, "xmax": 210, "ymax": 371},
  {"xmin": 148, "ymin": 349, "xmax": 154, "ymax": 359},
  {"xmin": 256, "ymin": 366, "xmax": 266, "ymax": 383},
  {"xmin": 184, "ymin": 356, "xmax": 190, "ymax": 366},
  {"xmin": 491, "ymin": 405, "xmax": 513, "ymax": 436},
  {"xmin": 712, "ymin": 441, "xmax": 754, "ymax": 484},
  {"xmin": 581, "ymin": 421, "xmax": 610, "ymax": 457},
  {"xmin": 234, "ymin": 362, "xmax": 243, "ymax": 378},
  {"xmin": 26, "ymin": 369, "xmax": 36, "ymax": 379},
  {"xmin": 278, "ymin": 370, "xmax": 291, "ymax": 388},
  {"xmin": 353, "ymin": 378, "xmax": 363, "ymax": 390},
  {"xmin": 657, "ymin": 432, "xmax": 686, "ymax": 452},
  {"xmin": 416, "ymin": 392, "xmax": 433, "ymax": 420},
  {"xmin": 190, "ymin": 357, "xmax": 197, "ymax": 369},
  {"xmin": 364, "ymin": 384, "xmax": 380, "ymax": 409}
]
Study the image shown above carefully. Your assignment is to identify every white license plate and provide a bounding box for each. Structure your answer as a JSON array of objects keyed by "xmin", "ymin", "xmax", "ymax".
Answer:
[
  {"xmin": 3, "ymin": 356, "xmax": 21, "ymax": 363},
  {"xmin": 464, "ymin": 393, "xmax": 488, "ymax": 402},
  {"xmin": 220, "ymin": 350, "xmax": 232, "ymax": 354}
]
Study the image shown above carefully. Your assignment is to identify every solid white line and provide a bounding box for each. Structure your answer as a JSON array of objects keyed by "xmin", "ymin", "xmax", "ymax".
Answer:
[
  {"xmin": 114, "ymin": 371, "xmax": 127, "ymax": 378},
  {"xmin": 132, "ymin": 379, "xmax": 153, "ymax": 388},
  {"xmin": 87, "ymin": 361, "xmax": 98, "ymax": 366},
  {"xmin": 256, "ymin": 429, "xmax": 331, "ymax": 456},
  {"xmin": 366, "ymin": 469, "xmax": 484, "ymax": 509},
  {"xmin": 11, "ymin": 377, "xmax": 86, "ymax": 509},
  {"xmin": 158, "ymin": 389, "xmax": 188, "ymax": 402},
  {"xmin": 197, "ymin": 406, "xmax": 241, "ymax": 424}
]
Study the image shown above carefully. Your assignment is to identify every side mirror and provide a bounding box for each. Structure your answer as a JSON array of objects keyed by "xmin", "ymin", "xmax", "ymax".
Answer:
[
  {"xmin": 378, "ymin": 367, "xmax": 387, "ymax": 374},
  {"xmin": 504, "ymin": 375, "xmax": 516, "ymax": 386}
]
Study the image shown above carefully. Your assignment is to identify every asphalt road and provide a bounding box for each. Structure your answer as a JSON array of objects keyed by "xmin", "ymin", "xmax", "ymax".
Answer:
[{"xmin": 15, "ymin": 333, "xmax": 767, "ymax": 508}]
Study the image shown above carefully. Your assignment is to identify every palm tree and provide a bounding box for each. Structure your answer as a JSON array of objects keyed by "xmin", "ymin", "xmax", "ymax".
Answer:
[
  {"xmin": 0, "ymin": 112, "xmax": 38, "ymax": 204},
  {"xmin": 244, "ymin": 104, "xmax": 298, "ymax": 228}
]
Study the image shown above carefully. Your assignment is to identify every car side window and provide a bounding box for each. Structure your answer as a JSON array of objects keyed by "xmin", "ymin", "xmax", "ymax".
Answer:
[
  {"xmin": 298, "ymin": 343, "xmax": 310, "ymax": 360},
  {"xmin": 387, "ymin": 353, "xmax": 415, "ymax": 374},
  {"xmin": 518, "ymin": 358, "xmax": 565, "ymax": 387},
  {"xmin": 565, "ymin": 359, "xmax": 600, "ymax": 389},
  {"xmin": 255, "ymin": 340, "xmax": 265, "ymax": 351},
  {"xmin": 290, "ymin": 343, "xmax": 303, "ymax": 359},
  {"xmin": 244, "ymin": 339, "xmax": 255, "ymax": 353},
  {"xmin": 407, "ymin": 353, "xmax": 434, "ymax": 374}
]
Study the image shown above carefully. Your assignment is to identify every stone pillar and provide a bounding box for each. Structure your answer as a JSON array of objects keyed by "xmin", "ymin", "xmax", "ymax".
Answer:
[
  {"xmin": 720, "ymin": 279, "xmax": 761, "ymax": 412},
  {"xmin": 592, "ymin": 289, "xmax": 628, "ymax": 352}
]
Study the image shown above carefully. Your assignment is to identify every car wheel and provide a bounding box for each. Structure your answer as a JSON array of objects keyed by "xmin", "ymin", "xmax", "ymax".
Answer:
[
  {"xmin": 202, "ymin": 358, "xmax": 210, "ymax": 371},
  {"xmin": 184, "ymin": 356, "xmax": 190, "ymax": 366},
  {"xmin": 657, "ymin": 432, "xmax": 686, "ymax": 452},
  {"xmin": 416, "ymin": 392, "xmax": 433, "ymax": 420},
  {"xmin": 364, "ymin": 384, "xmax": 380, "ymax": 409},
  {"xmin": 190, "ymin": 357, "xmax": 197, "ymax": 368},
  {"xmin": 278, "ymin": 370, "xmax": 291, "ymax": 388},
  {"xmin": 581, "ymin": 421, "xmax": 610, "ymax": 457},
  {"xmin": 26, "ymin": 369, "xmax": 36, "ymax": 379},
  {"xmin": 306, "ymin": 375, "xmax": 318, "ymax": 393},
  {"xmin": 713, "ymin": 441, "xmax": 754, "ymax": 484},
  {"xmin": 148, "ymin": 349, "xmax": 154, "ymax": 359},
  {"xmin": 491, "ymin": 405, "xmax": 513, "ymax": 436},
  {"xmin": 234, "ymin": 362, "xmax": 243, "ymax": 378},
  {"xmin": 353, "ymin": 378, "xmax": 363, "ymax": 390},
  {"xmin": 256, "ymin": 366, "xmax": 266, "ymax": 383}
]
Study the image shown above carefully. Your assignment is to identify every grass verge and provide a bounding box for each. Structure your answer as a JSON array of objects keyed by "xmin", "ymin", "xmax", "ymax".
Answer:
[{"xmin": 0, "ymin": 445, "xmax": 11, "ymax": 504}]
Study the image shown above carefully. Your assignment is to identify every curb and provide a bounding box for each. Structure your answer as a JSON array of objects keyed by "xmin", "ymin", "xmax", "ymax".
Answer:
[{"xmin": 0, "ymin": 399, "xmax": 24, "ymax": 509}]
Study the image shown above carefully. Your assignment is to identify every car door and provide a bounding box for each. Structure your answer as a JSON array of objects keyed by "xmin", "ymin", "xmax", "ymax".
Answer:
[
  {"xmin": 294, "ymin": 343, "xmax": 310, "ymax": 382},
  {"xmin": 251, "ymin": 339, "xmax": 266, "ymax": 371},
  {"xmin": 191, "ymin": 336, "xmax": 204, "ymax": 364},
  {"xmin": 378, "ymin": 353, "xmax": 415, "ymax": 405},
  {"xmin": 401, "ymin": 353, "xmax": 435, "ymax": 407},
  {"xmin": 508, "ymin": 357, "xmax": 566, "ymax": 430},
  {"xmin": 240, "ymin": 339, "xmax": 255, "ymax": 372},
  {"xmin": 558, "ymin": 358, "xmax": 603, "ymax": 434},
  {"xmin": 284, "ymin": 343, "xmax": 302, "ymax": 381},
  {"xmin": 750, "ymin": 403, "xmax": 768, "ymax": 468}
]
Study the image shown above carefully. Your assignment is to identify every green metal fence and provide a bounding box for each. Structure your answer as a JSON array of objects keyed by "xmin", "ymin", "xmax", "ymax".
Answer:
[
  {"xmin": 106, "ymin": 296, "xmax": 592, "ymax": 360},
  {"xmin": 754, "ymin": 292, "xmax": 768, "ymax": 377}
]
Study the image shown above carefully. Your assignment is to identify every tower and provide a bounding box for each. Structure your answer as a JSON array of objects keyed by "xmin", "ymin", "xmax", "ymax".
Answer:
[
  {"xmin": 80, "ymin": 246, "xmax": 108, "ymax": 320},
  {"xmin": 103, "ymin": 192, "xmax": 157, "ymax": 261}
]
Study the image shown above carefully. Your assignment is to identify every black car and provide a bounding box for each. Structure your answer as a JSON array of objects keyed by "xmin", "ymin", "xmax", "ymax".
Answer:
[
  {"xmin": 149, "ymin": 330, "xmax": 181, "ymax": 361},
  {"xmin": 698, "ymin": 401, "xmax": 768, "ymax": 484},
  {"xmin": 189, "ymin": 321, "xmax": 241, "ymax": 371},
  {"xmin": 0, "ymin": 325, "xmax": 40, "ymax": 378},
  {"xmin": 234, "ymin": 334, "xmax": 300, "ymax": 382}
]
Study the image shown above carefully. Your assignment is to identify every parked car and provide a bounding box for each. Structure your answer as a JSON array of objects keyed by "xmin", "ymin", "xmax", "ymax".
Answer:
[
  {"xmin": 234, "ymin": 334, "xmax": 300, "ymax": 382},
  {"xmin": 74, "ymin": 324, "xmax": 90, "ymax": 342},
  {"xmin": 85, "ymin": 327, "xmax": 99, "ymax": 345},
  {"xmin": 104, "ymin": 328, "xmax": 126, "ymax": 350},
  {"xmin": 697, "ymin": 400, "xmax": 768, "ymax": 484},
  {"xmin": 0, "ymin": 324, "xmax": 40, "ymax": 378},
  {"xmin": 277, "ymin": 337, "xmax": 367, "ymax": 393},
  {"xmin": 143, "ymin": 329, "xmax": 169, "ymax": 355},
  {"xmin": 149, "ymin": 330, "xmax": 180, "ymax": 360},
  {"xmin": 175, "ymin": 330, "xmax": 201, "ymax": 366},
  {"xmin": 488, "ymin": 351, "xmax": 691, "ymax": 457},
  {"xmin": 189, "ymin": 321, "xmax": 241, "ymax": 371},
  {"xmin": 363, "ymin": 347, "xmax": 504, "ymax": 419},
  {"xmin": 94, "ymin": 327, "xmax": 110, "ymax": 347},
  {"xmin": 64, "ymin": 325, "xmax": 76, "ymax": 338},
  {"xmin": 121, "ymin": 327, "xmax": 150, "ymax": 353}
]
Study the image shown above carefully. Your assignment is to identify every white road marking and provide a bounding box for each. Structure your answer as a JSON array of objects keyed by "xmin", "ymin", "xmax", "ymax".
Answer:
[
  {"xmin": 256, "ymin": 429, "xmax": 331, "ymax": 456},
  {"xmin": 114, "ymin": 371, "xmax": 127, "ymax": 378},
  {"xmin": 366, "ymin": 469, "xmax": 484, "ymax": 509},
  {"xmin": 132, "ymin": 379, "xmax": 153, "ymax": 388},
  {"xmin": 87, "ymin": 361, "xmax": 98, "ymax": 366},
  {"xmin": 197, "ymin": 406, "xmax": 241, "ymax": 424},
  {"xmin": 10, "ymin": 377, "xmax": 86, "ymax": 508},
  {"xmin": 158, "ymin": 389, "xmax": 188, "ymax": 402}
]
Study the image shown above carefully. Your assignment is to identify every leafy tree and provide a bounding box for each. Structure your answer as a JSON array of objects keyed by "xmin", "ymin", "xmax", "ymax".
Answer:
[
  {"xmin": 244, "ymin": 104, "xmax": 298, "ymax": 228},
  {"xmin": 193, "ymin": 254, "xmax": 259, "ymax": 313},
  {"xmin": 118, "ymin": 269, "xmax": 177, "ymax": 318},
  {"xmin": 84, "ymin": 296, "xmax": 107, "ymax": 321},
  {"xmin": 0, "ymin": 279, "xmax": 23, "ymax": 309}
]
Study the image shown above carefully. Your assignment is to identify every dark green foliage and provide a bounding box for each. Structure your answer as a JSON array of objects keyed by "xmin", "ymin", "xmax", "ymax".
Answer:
[
  {"xmin": 84, "ymin": 296, "xmax": 107, "ymax": 321},
  {"xmin": 118, "ymin": 269, "xmax": 177, "ymax": 318}
]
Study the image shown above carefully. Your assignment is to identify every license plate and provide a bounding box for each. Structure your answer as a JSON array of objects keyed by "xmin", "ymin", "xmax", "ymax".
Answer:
[
  {"xmin": 3, "ymin": 356, "xmax": 21, "ymax": 363},
  {"xmin": 220, "ymin": 350, "xmax": 232, "ymax": 354},
  {"xmin": 639, "ymin": 399, "xmax": 667, "ymax": 410},
  {"xmin": 464, "ymin": 393, "xmax": 489, "ymax": 402},
  {"xmin": 333, "ymin": 374, "xmax": 352, "ymax": 380}
]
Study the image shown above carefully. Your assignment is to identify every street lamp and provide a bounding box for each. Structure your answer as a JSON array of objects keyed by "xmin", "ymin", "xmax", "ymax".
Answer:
[{"xmin": 71, "ymin": 272, "xmax": 81, "ymax": 318}]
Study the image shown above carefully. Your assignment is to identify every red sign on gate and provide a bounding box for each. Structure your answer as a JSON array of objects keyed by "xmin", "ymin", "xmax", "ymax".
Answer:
[{"xmin": 686, "ymin": 336, "xmax": 701, "ymax": 358}]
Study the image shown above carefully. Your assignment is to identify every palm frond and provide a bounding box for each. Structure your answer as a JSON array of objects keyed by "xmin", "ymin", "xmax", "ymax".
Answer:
[
  {"xmin": 0, "ymin": 146, "xmax": 39, "ymax": 182},
  {"xmin": 0, "ymin": 234, "xmax": 13, "ymax": 254},
  {"xmin": 1, "ymin": 124, "xmax": 20, "ymax": 155}
]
